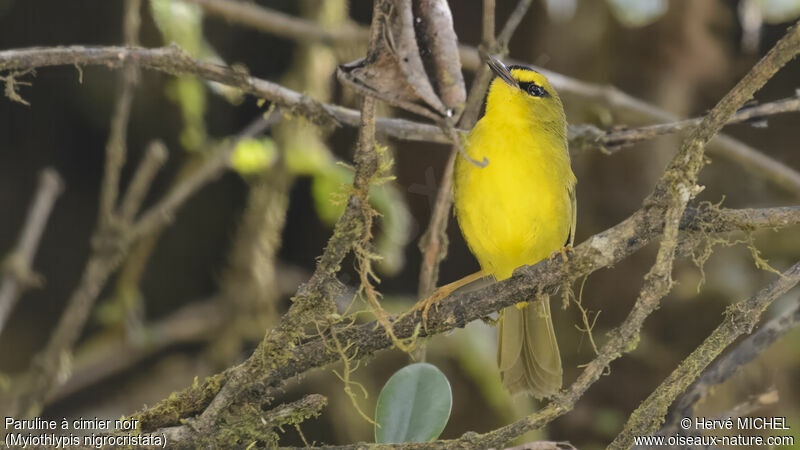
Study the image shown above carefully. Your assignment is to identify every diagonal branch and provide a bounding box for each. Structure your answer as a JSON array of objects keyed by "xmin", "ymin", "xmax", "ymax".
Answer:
[
  {"xmin": 0, "ymin": 168, "xmax": 63, "ymax": 336},
  {"xmin": 447, "ymin": 20, "xmax": 800, "ymax": 449},
  {"xmin": 663, "ymin": 294, "xmax": 800, "ymax": 432},
  {"xmin": 610, "ymin": 261, "xmax": 800, "ymax": 448},
  {"xmin": 132, "ymin": 204, "xmax": 800, "ymax": 432},
  {"xmin": 132, "ymin": 5, "xmax": 387, "ymax": 440},
  {"xmin": 607, "ymin": 19, "xmax": 800, "ymax": 449},
  {"xmin": 98, "ymin": 0, "xmax": 141, "ymax": 226}
]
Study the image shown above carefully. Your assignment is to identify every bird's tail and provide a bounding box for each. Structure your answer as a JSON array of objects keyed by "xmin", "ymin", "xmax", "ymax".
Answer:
[{"xmin": 497, "ymin": 294, "xmax": 562, "ymax": 397}]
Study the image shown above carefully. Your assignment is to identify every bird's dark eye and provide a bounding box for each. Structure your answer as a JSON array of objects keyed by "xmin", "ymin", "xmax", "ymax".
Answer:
[
  {"xmin": 519, "ymin": 81, "xmax": 548, "ymax": 98},
  {"xmin": 527, "ymin": 83, "xmax": 547, "ymax": 97}
]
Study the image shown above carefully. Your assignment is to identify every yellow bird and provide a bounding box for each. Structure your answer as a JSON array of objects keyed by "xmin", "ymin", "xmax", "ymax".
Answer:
[{"xmin": 454, "ymin": 57, "xmax": 576, "ymax": 397}]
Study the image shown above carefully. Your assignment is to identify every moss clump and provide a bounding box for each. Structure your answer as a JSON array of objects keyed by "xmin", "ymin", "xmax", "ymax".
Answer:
[{"xmin": 135, "ymin": 372, "xmax": 226, "ymax": 431}]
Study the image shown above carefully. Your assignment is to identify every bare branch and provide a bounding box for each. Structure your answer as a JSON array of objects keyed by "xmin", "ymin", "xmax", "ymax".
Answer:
[
  {"xmin": 130, "ymin": 118, "xmax": 270, "ymax": 238},
  {"xmin": 606, "ymin": 19, "xmax": 800, "ymax": 449},
  {"xmin": 1, "ymin": 61, "xmax": 270, "ymax": 421},
  {"xmin": 47, "ymin": 300, "xmax": 222, "ymax": 405},
  {"xmin": 118, "ymin": 140, "xmax": 168, "ymax": 222},
  {"xmin": 665, "ymin": 298, "xmax": 800, "ymax": 430},
  {"xmin": 596, "ymin": 96, "xmax": 800, "ymax": 149},
  {"xmin": 183, "ymin": 0, "xmax": 366, "ymax": 45},
  {"xmin": 2, "ymin": 45, "xmax": 799, "ymax": 197},
  {"xmin": 134, "ymin": 5, "xmax": 386, "ymax": 435},
  {"xmin": 610, "ymin": 261, "xmax": 800, "ymax": 448},
  {"xmin": 0, "ymin": 168, "xmax": 63, "ymax": 336},
  {"xmin": 2, "ymin": 120, "xmax": 264, "ymax": 416},
  {"xmin": 98, "ymin": 0, "xmax": 141, "ymax": 225},
  {"xmin": 482, "ymin": 0, "xmax": 495, "ymax": 47},
  {"xmin": 180, "ymin": 0, "xmax": 800, "ymax": 195},
  {"xmin": 130, "ymin": 204, "xmax": 800, "ymax": 432}
]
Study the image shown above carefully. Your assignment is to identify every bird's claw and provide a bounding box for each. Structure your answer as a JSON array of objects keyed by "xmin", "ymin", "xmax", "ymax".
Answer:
[
  {"xmin": 549, "ymin": 245, "xmax": 573, "ymax": 262},
  {"xmin": 410, "ymin": 290, "xmax": 448, "ymax": 329}
]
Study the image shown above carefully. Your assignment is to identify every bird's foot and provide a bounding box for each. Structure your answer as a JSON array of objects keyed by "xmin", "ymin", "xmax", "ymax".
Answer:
[
  {"xmin": 409, "ymin": 287, "xmax": 451, "ymax": 328},
  {"xmin": 549, "ymin": 245, "xmax": 574, "ymax": 262},
  {"xmin": 403, "ymin": 271, "xmax": 486, "ymax": 329}
]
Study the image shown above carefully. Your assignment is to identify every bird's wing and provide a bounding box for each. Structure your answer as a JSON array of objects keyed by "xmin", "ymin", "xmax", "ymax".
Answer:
[{"xmin": 568, "ymin": 184, "xmax": 577, "ymax": 247}]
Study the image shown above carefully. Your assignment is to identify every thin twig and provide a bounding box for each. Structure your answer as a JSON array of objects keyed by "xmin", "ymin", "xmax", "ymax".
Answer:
[
  {"xmin": 664, "ymin": 299, "xmax": 800, "ymax": 431},
  {"xmin": 607, "ymin": 20, "xmax": 800, "ymax": 449},
  {"xmin": 482, "ymin": 0, "xmax": 495, "ymax": 46},
  {"xmin": 183, "ymin": 0, "xmax": 366, "ymax": 45},
  {"xmin": 131, "ymin": 7, "xmax": 388, "ymax": 439},
  {"xmin": 118, "ymin": 140, "xmax": 168, "ymax": 222},
  {"xmin": 132, "ymin": 205, "xmax": 800, "ymax": 432},
  {"xmin": 0, "ymin": 168, "xmax": 63, "ymax": 336},
  {"xmin": 176, "ymin": 0, "xmax": 800, "ymax": 195},
  {"xmin": 98, "ymin": 0, "xmax": 141, "ymax": 226},
  {"xmin": 47, "ymin": 263, "xmax": 309, "ymax": 406},
  {"xmin": 4, "ymin": 65, "xmax": 269, "ymax": 422},
  {"xmin": 130, "ymin": 117, "xmax": 271, "ymax": 238},
  {"xmin": 47, "ymin": 299, "xmax": 222, "ymax": 404},
  {"xmin": 597, "ymin": 95, "xmax": 800, "ymax": 149},
  {"xmin": 2, "ymin": 45, "xmax": 800, "ymax": 196},
  {"xmin": 610, "ymin": 262, "xmax": 800, "ymax": 448}
]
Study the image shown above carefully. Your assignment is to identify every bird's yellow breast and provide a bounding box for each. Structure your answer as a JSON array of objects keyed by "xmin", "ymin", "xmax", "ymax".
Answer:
[{"xmin": 454, "ymin": 80, "xmax": 575, "ymax": 281}]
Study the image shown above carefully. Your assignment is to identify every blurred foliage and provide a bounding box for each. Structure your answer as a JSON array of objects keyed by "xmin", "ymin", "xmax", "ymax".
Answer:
[
  {"xmin": 230, "ymin": 137, "xmax": 278, "ymax": 175},
  {"xmin": 606, "ymin": 0, "xmax": 669, "ymax": 27},
  {"xmin": 150, "ymin": 0, "xmax": 206, "ymax": 56},
  {"xmin": 544, "ymin": 0, "xmax": 578, "ymax": 23},
  {"xmin": 279, "ymin": 114, "xmax": 411, "ymax": 277},
  {"xmin": 165, "ymin": 77, "xmax": 207, "ymax": 151},
  {"xmin": 151, "ymin": 0, "xmax": 243, "ymax": 151},
  {"xmin": 757, "ymin": 0, "xmax": 800, "ymax": 22},
  {"xmin": 150, "ymin": 0, "xmax": 209, "ymax": 151}
]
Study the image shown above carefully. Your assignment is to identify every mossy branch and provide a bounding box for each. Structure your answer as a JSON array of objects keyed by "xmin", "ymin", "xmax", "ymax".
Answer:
[
  {"xmin": 663, "ymin": 290, "xmax": 800, "ymax": 433},
  {"xmin": 134, "ymin": 8, "xmax": 386, "ymax": 438},
  {"xmin": 159, "ymin": 393, "xmax": 328, "ymax": 449},
  {"xmin": 131, "ymin": 205, "xmax": 800, "ymax": 434},
  {"xmin": 609, "ymin": 261, "xmax": 800, "ymax": 448}
]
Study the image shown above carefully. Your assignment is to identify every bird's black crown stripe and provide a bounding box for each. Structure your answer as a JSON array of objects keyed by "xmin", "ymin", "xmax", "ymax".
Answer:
[{"xmin": 507, "ymin": 64, "xmax": 538, "ymax": 73}]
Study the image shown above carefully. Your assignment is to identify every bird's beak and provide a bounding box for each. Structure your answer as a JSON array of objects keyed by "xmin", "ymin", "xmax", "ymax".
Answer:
[{"xmin": 487, "ymin": 55, "xmax": 518, "ymax": 88}]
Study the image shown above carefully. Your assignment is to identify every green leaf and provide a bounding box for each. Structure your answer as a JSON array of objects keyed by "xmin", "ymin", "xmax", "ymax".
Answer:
[{"xmin": 374, "ymin": 363, "xmax": 452, "ymax": 443}]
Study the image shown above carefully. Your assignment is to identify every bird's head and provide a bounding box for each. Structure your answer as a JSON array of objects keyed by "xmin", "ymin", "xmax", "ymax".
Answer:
[{"xmin": 485, "ymin": 56, "xmax": 566, "ymax": 134}]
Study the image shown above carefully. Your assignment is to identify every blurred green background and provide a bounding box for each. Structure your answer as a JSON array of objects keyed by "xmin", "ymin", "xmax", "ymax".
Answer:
[{"xmin": 1, "ymin": 0, "xmax": 799, "ymax": 447}]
